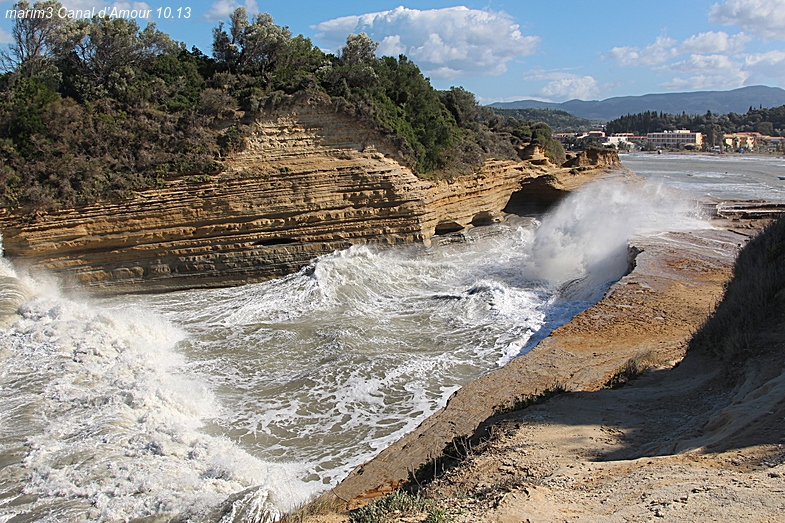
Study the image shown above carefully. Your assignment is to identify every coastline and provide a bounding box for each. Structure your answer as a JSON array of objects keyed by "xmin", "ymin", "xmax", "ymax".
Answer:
[
  {"xmin": 5, "ymin": 125, "xmax": 779, "ymax": 520},
  {"xmin": 297, "ymin": 207, "xmax": 785, "ymax": 523},
  {"xmin": 327, "ymin": 218, "xmax": 750, "ymax": 507},
  {"xmin": 0, "ymin": 106, "xmax": 624, "ymax": 295}
]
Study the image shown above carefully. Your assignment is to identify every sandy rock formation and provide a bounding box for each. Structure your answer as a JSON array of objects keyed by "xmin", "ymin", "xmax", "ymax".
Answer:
[
  {"xmin": 0, "ymin": 105, "xmax": 535, "ymax": 293},
  {"xmin": 516, "ymin": 143, "xmax": 550, "ymax": 165},
  {"xmin": 563, "ymin": 147, "xmax": 623, "ymax": 169},
  {"xmin": 0, "ymin": 101, "xmax": 623, "ymax": 294}
]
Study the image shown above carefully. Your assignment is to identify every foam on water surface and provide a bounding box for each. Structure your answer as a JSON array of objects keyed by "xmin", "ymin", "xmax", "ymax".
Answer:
[
  {"xmin": 0, "ymin": 176, "xmax": 722, "ymax": 521},
  {"xmin": 0, "ymin": 273, "xmax": 306, "ymax": 521}
]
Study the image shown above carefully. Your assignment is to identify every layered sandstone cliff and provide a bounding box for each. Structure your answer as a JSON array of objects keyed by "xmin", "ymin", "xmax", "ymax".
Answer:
[{"xmin": 0, "ymin": 104, "xmax": 559, "ymax": 293}]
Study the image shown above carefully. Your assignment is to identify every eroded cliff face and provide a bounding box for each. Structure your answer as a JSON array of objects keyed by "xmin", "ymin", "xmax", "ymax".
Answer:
[
  {"xmin": 564, "ymin": 148, "xmax": 623, "ymax": 169},
  {"xmin": 0, "ymin": 104, "xmax": 537, "ymax": 293}
]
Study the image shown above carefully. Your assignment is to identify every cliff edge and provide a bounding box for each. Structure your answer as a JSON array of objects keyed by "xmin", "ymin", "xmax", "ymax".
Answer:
[{"xmin": 0, "ymin": 104, "xmax": 619, "ymax": 293}]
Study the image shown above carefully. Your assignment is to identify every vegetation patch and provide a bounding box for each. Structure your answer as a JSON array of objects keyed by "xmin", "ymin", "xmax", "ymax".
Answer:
[
  {"xmin": 493, "ymin": 382, "xmax": 567, "ymax": 415},
  {"xmin": 0, "ymin": 1, "xmax": 567, "ymax": 211},
  {"xmin": 603, "ymin": 351, "xmax": 666, "ymax": 389},
  {"xmin": 492, "ymin": 107, "xmax": 594, "ymax": 132},
  {"xmin": 280, "ymin": 494, "xmax": 348, "ymax": 523},
  {"xmin": 349, "ymin": 491, "xmax": 451, "ymax": 523}
]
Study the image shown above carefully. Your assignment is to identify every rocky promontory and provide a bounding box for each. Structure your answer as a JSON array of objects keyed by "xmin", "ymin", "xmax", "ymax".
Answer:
[{"xmin": 0, "ymin": 104, "xmax": 620, "ymax": 293}]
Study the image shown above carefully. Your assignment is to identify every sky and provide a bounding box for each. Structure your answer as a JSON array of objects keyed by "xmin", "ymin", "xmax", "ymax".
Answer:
[{"xmin": 2, "ymin": 0, "xmax": 785, "ymax": 104}]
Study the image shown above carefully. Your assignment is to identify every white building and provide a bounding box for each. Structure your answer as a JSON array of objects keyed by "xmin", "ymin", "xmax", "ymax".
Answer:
[{"xmin": 646, "ymin": 130, "xmax": 703, "ymax": 148}]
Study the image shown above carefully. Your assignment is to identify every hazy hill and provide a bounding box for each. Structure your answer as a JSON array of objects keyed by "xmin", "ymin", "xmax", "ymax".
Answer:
[
  {"xmin": 490, "ymin": 86, "xmax": 785, "ymax": 121},
  {"xmin": 491, "ymin": 108, "xmax": 594, "ymax": 132}
]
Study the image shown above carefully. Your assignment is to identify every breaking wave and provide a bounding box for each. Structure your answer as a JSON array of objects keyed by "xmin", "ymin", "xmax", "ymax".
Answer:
[{"xmin": 0, "ymin": 178, "xmax": 710, "ymax": 521}]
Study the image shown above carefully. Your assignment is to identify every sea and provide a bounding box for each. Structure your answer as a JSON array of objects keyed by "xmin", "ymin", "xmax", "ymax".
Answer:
[{"xmin": 0, "ymin": 153, "xmax": 782, "ymax": 522}]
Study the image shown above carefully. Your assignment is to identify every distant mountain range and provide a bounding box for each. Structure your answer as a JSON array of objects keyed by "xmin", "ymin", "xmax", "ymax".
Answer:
[{"xmin": 489, "ymin": 86, "xmax": 785, "ymax": 122}]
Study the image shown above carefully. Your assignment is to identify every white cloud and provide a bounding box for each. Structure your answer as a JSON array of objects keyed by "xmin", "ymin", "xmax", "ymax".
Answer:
[
  {"xmin": 525, "ymin": 69, "xmax": 599, "ymax": 101},
  {"xmin": 679, "ymin": 31, "xmax": 750, "ymax": 54},
  {"xmin": 378, "ymin": 35, "xmax": 406, "ymax": 57},
  {"xmin": 660, "ymin": 55, "xmax": 749, "ymax": 90},
  {"xmin": 312, "ymin": 6, "xmax": 539, "ymax": 79},
  {"xmin": 205, "ymin": 0, "xmax": 258, "ymax": 21},
  {"xmin": 710, "ymin": 0, "xmax": 785, "ymax": 40},
  {"xmin": 606, "ymin": 22, "xmax": 782, "ymax": 93},
  {"xmin": 607, "ymin": 36, "xmax": 677, "ymax": 67},
  {"xmin": 745, "ymin": 49, "xmax": 785, "ymax": 67},
  {"xmin": 668, "ymin": 54, "xmax": 741, "ymax": 73},
  {"xmin": 744, "ymin": 50, "xmax": 785, "ymax": 84},
  {"xmin": 0, "ymin": 29, "xmax": 12, "ymax": 45},
  {"xmin": 661, "ymin": 72, "xmax": 748, "ymax": 91}
]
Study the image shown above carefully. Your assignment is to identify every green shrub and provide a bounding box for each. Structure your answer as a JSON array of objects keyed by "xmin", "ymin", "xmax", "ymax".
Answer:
[
  {"xmin": 0, "ymin": 2, "xmax": 545, "ymax": 210},
  {"xmin": 349, "ymin": 491, "xmax": 450, "ymax": 523}
]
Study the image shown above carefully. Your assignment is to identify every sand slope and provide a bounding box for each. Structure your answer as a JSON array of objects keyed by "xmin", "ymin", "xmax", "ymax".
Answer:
[{"xmin": 421, "ymin": 346, "xmax": 785, "ymax": 522}]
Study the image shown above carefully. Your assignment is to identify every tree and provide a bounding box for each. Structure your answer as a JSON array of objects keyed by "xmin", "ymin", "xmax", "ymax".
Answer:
[
  {"xmin": 212, "ymin": 8, "xmax": 293, "ymax": 79},
  {"xmin": 340, "ymin": 33, "xmax": 378, "ymax": 65},
  {"xmin": 440, "ymin": 87, "xmax": 479, "ymax": 129},
  {"xmin": 1, "ymin": 0, "xmax": 73, "ymax": 78}
]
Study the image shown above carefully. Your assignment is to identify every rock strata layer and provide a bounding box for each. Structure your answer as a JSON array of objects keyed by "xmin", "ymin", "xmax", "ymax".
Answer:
[{"xmin": 0, "ymin": 106, "xmax": 538, "ymax": 292}]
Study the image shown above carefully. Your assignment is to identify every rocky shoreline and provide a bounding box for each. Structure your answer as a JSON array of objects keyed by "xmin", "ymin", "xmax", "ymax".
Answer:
[
  {"xmin": 297, "ymin": 212, "xmax": 785, "ymax": 523},
  {"xmin": 0, "ymin": 106, "xmax": 621, "ymax": 294},
  {"xmin": 10, "ymin": 108, "xmax": 773, "ymax": 522},
  {"xmin": 327, "ymin": 220, "xmax": 750, "ymax": 506}
]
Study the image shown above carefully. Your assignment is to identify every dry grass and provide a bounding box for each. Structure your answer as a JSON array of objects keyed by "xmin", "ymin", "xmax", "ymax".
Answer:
[
  {"xmin": 492, "ymin": 382, "xmax": 567, "ymax": 415},
  {"xmin": 603, "ymin": 350, "xmax": 669, "ymax": 389},
  {"xmin": 279, "ymin": 493, "xmax": 348, "ymax": 523},
  {"xmin": 346, "ymin": 491, "xmax": 450, "ymax": 523}
]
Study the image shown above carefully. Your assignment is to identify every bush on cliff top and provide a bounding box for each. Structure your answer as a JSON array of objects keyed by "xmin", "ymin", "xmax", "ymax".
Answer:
[
  {"xmin": 0, "ymin": 2, "xmax": 551, "ymax": 210},
  {"xmin": 689, "ymin": 215, "xmax": 785, "ymax": 365}
]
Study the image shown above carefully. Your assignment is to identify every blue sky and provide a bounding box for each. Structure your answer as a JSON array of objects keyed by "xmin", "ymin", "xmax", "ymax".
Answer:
[{"xmin": 2, "ymin": 0, "xmax": 785, "ymax": 103}]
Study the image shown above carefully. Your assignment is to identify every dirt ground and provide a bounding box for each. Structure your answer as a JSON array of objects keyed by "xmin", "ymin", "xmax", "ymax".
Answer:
[
  {"xmin": 418, "ymin": 348, "xmax": 785, "ymax": 523},
  {"xmin": 305, "ymin": 345, "xmax": 785, "ymax": 523}
]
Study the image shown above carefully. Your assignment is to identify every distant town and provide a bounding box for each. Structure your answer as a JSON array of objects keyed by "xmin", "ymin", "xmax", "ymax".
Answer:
[{"xmin": 555, "ymin": 129, "xmax": 785, "ymax": 154}]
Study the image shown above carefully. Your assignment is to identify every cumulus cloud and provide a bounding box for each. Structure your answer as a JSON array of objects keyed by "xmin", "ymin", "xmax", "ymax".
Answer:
[
  {"xmin": 661, "ymin": 72, "xmax": 749, "ymax": 91},
  {"xmin": 679, "ymin": 31, "xmax": 750, "ymax": 54},
  {"xmin": 603, "ymin": 1, "xmax": 785, "ymax": 93},
  {"xmin": 205, "ymin": 0, "xmax": 258, "ymax": 21},
  {"xmin": 605, "ymin": 21, "xmax": 783, "ymax": 92},
  {"xmin": 744, "ymin": 50, "xmax": 785, "ymax": 84},
  {"xmin": 710, "ymin": 0, "xmax": 785, "ymax": 40},
  {"xmin": 668, "ymin": 53, "xmax": 741, "ymax": 73},
  {"xmin": 525, "ymin": 69, "xmax": 599, "ymax": 101},
  {"xmin": 607, "ymin": 36, "xmax": 677, "ymax": 67},
  {"xmin": 660, "ymin": 52, "xmax": 749, "ymax": 91},
  {"xmin": 312, "ymin": 6, "xmax": 539, "ymax": 79}
]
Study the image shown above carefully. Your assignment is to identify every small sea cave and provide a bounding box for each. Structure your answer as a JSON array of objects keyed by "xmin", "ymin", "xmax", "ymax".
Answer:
[
  {"xmin": 471, "ymin": 211, "xmax": 498, "ymax": 227},
  {"xmin": 504, "ymin": 178, "xmax": 566, "ymax": 216},
  {"xmin": 254, "ymin": 237, "xmax": 299, "ymax": 246},
  {"xmin": 434, "ymin": 221, "xmax": 465, "ymax": 235}
]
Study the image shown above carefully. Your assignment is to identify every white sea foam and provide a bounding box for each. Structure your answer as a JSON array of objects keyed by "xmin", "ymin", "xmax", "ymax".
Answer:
[
  {"xmin": 0, "ymin": 249, "xmax": 308, "ymax": 521},
  {"xmin": 526, "ymin": 180, "xmax": 709, "ymax": 300},
  {"xmin": 93, "ymin": 224, "xmax": 561, "ymax": 495},
  {"xmin": 0, "ymin": 174, "xmax": 722, "ymax": 521}
]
